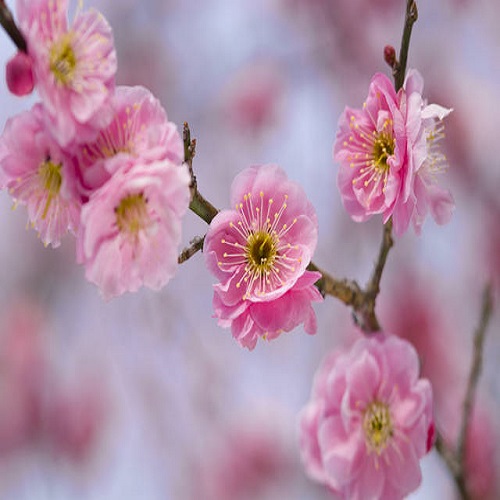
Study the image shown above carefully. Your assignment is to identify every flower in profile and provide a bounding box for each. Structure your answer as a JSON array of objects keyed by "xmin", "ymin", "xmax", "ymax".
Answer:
[
  {"xmin": 17, "ymin": 0, "xmax": 117, "ymax": 146},
  {"xmin": 334, "ymin": 73, "xmax": 407, "ymax": 226},
  {"xmin": 299, "ymin": 334, "xmax": 434, "ymax": 499},
  {"xmin": 204, "ymin": 164, "xmax": 322, "ymax": 350},
  {"xmin": 77, "ymin": 158, "xmax": 190, "ymax": 299},
  {"xmin": 401, "ymin": 69, "xmax": 454, "ymax": 235},
  {"xmin": 0, "ymin": 104, "xmax": 81, "ymax": 247},
  {"xmin": 76, "ymin": 85, "xmax": 183, "ymax": 194}
]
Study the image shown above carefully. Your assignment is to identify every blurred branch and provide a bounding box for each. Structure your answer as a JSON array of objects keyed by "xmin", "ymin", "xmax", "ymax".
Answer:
[
  {"xmin": 434, "ymin": 283, "xmax": 494, "ymax": 500},
  {"xmin": 0, "ymin": 1, "xmax": 27, "ymax": 52}
]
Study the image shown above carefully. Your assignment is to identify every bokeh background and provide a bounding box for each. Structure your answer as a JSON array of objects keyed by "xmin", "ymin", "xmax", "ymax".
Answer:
[{"xmin": 0, "ymin": 0, "xmax": 498, "ymax": 498}]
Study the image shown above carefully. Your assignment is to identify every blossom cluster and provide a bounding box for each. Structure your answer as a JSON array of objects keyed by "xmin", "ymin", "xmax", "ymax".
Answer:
[
  {"xmin": 0, "ymin": 0, "xmax": 190, "ymax": 299},
  {"xmin": 334, "ymin": 69, "xmax": 454, "ymax": 235}
]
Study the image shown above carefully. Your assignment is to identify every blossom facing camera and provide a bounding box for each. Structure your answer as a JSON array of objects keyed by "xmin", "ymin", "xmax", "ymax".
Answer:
[
  {"xmin": 204, "ymin": 164, "xmax": 322, "ymax": 350},
  {"xmin": 77, "ymin": 159, "xmax": 191, "ymax": 299},
  {"xmin": 17, "ymin": 0, "xmax": 117, "ymax": 146},
  {"xmin": 299, "ymin": 334, "xmax": 434, "ymax": 499},
  {"xmin": 334, "ymin": 69, "xmax": 454, "ymax": 235}
]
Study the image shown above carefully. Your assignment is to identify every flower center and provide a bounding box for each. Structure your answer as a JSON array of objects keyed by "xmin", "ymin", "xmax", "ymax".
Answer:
[
  {"xmin": 217, "ymin": 191, "xmax": 300, "ymax": 300},
  {"xmin": 50, "ymin": 34, "xmax": 77, "ymax": 86},
  {"xmin": 363, "ymin": 401, "xmax": 393, "ymax": 454},
  {"xmin": 246, "ymin": 230, "xmax": 277, "ymax": 275},
  {"xmin": 372, "ymin": 132, "xmax": 394, "ymax": 171},
  {"xmin": 38, "ymin": 159, "xmax": 62, "ymax": 219},
  {"xmin": 115, "ymin": 193, "xmax": 150, "ymax": 235}
]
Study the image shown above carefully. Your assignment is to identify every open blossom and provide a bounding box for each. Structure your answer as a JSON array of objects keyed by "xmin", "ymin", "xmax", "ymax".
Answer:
[
  {"xmin": 16, "ymin": 0, "xmax": 117, "ymax": 146},
  {"xmin": 77, "ymin": 158, "xmax": 190, "ymax": 299},
  {"xmin": 76, "ymin": 85, "xmax": 184, "ymax": 194},
  {"xmin": 204, "ymin": 164, "xmax": 322, "ymax": 350},
  {"xmin": 0, "ymin": 104, "xmax": 81, "ymax": 247},
  {"xmin": 299, "ymin": 334, "xmax": 434, "ymax": 499},
  {"xmin": 334, "ymin": 73, "xmax": 407, "ymax": 227},
  {"xmin": 334, "ymin": 70, "xmax": 453, "ymax": 235}
]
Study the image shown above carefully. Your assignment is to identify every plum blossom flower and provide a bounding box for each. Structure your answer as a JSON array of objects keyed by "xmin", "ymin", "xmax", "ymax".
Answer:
[
  {"xmin": 299, "ymin": 334, "xmax": 434, "ymax": 499},
  {"xmin": 334, "ymin": 73, "xmax": 407, "ymax": 227},
  {"xmin": 400, "ymin": 69, "xmax": 454, "ymax": 234},
  {"xmin": 204, "ymin": 164, "xmax": 322, "ymax": 350},
  {"xmin": 16, "ymin": 0, "xmax": 117, "ymax": 146},
  {"xmin": 77, "ymin": 158, "xmax": 190, "ymax": 299},
  {"xmin": 75, "ymin": 85, "xmax": 183, "ymax": 194},
  {"xmin": 334, "ymin": 70, "xmax": 454, "ymax": 235},
  {"xmin": 0, "ymin": 104, "xmax": 81, "ymax": 247}
]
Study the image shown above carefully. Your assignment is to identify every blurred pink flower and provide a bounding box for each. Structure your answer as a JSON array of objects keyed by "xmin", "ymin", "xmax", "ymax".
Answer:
[
  {"xmin": 76, "ymin": 85, "xmax": 183, "ymax": 194},
  {"xmin": 334, "ymin": 73, "xmax": 407, "ymax": 228},
  {"xmin": 5, "ymin": 51, "xmax": 34, "ymax": 96},
  {"xmin": 399, "ymin": 69, "xmax": 454, "ymax": 234},
  {"xmin": 0, "ymin": 301, "xmax": 46, "ymax": 455},
  {"xmin": 299, "ymin": 333, "xmax": 434, "ymax": 499},
  {"xmin": 197, "ymin": 425, "xmax": 293, "ymax": 500},
  {"xmin": 0, "ymin": 104, "xmax": 81, "ymax": 247},
  {"xmin": 204, "ymin": 164, "xmax": 322, "ymax": 350},
  {"xmin": 462, "ymin": 401, "xmax": 498, "ymax": 500},
  {"xmin": 334, "ymin": 70, "xmax": 454, "ymax": 235},
  {"xmin": 45, "ymin": 384, "xmax": 106, "ymax": 463},
  {"xmin": 17, "ymin": 0, "xmax": 117, "ymax": 146},
  {"xmin": 77, "ymin": 158, "xmax": 190, "ymax": 299}
]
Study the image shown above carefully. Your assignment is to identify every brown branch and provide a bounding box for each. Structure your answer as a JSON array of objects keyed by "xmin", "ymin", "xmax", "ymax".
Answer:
[
  {"xmin": 183, "ymin": 122, "xmax": 219, "ymax": 226},
  {"xmin": 178, "ymin": 236, "xmax": 205, "ymax": 264},
  {"xmin": 394, "ymin": 0, "xmax": 418, "ymax": 91},
  {"xmin": 0, "ymin": 1, "xmax": 27, "ymax": 52}
]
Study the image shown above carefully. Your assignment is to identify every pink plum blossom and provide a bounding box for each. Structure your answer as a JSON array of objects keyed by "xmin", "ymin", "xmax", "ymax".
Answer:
[
  {"xmin": 0, "ymin": 104, "xmax": 81, "ymax": 247},
  {"xmin": 204, "ymin": 164, "xmax": 322, "ymax": 350},
  {"xmin": 16, "ymin": 0, "xmax": 117, "ymax": 146},
  {"xmin": 75, "ymin": 85, "xmax": 184, "ymax": 194},
  {"xmin": 334, "ymin": 73, "xmax": 407, "ymax": 228},
  {"xmin": 77, "ymin": 158, "xmax": 190, "ymax": 299},
  {"xmin": 5, "ymin": 51, "xmax": 34, "ymax": 96},
  {"xmin": 334, "ymin": 70, "xmax": 454, "ymax": 235},
  {"xmin": 299, "ymin": 333, "xmax": 434, "ymax": 499},
  {"xmin": 399, "ymin": 69, "xmax": 454, "ymax": 235}
]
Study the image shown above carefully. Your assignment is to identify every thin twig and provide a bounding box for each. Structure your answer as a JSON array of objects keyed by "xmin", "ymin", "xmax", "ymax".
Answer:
[
  {"xmin": 455, "ymin": 284, "xmax": 494, "ymax": 492},
  {"xmin": 182, "ymin": 122, "xmax": 219, "ymax": 226},
  {"xmin": 178, "ymin": 236, "xmax": 205, "ymax": 264},
  {"xmin": 0, "ymin": 1, "xmax": 27, "ymax": 52},
  {"xmin": 394, "ymin": 0, "xmax": 418, "ymax": 91}
]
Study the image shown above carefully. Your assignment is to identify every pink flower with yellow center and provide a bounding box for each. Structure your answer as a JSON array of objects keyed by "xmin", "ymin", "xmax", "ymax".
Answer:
[
  {"xmin": 334, "ymin": 73, "xmax": 407, "ymax": 226},
  {"xmin": 334, "ymin": 70, "xmax": 454, "ymax": 235},
  {"xmin": 75, "ymin": 85, "xmax": 183, "ymax": 194},
  {"xmin": 0, "ymin": 104, "xmax": 80, "ymax": 247},
  {"xmin": 76, "ymin": 158, "xmax": 190, "ymax": 299},
  {"xmin": 17, "ymin": 0, "xmax": 117, "ymax": 146},
  {"xmin": 299, "ymin": 334, "xmax": 434, "ymax": 499},
  {"xmin": 204, "ymin": 164, "xmax": 322, "ymax": 350}
]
